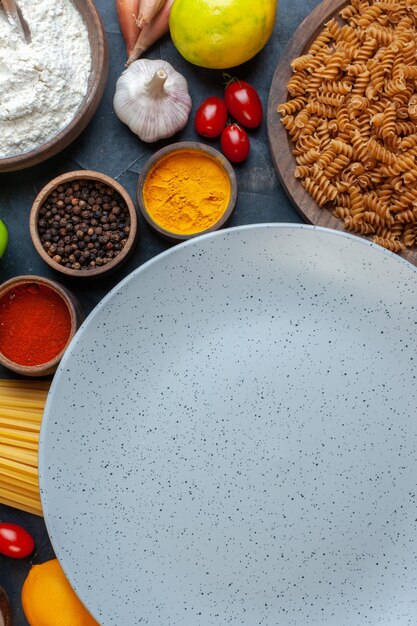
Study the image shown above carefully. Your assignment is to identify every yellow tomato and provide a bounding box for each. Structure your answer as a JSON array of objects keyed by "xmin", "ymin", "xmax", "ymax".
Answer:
[
  {"xmin": 21, "ymin": 559, "xmax": 99, "ymax": 626},
  {"xmin": 169, "ymin": 0, "xmax": 277, "ymax": 70}
]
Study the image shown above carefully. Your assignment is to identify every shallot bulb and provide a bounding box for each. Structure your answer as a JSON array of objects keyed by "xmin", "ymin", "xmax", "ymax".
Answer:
[
  {"xmin": 135, "ymin": 0, "xmax": 165, "ymax": 31},
  {"xmin": 127, "ymin": 0, "xmax": 174, "ymax": 65},
  {"xmin": 115, "ymin": 0, "xmax": 140, "ymax": 56}
]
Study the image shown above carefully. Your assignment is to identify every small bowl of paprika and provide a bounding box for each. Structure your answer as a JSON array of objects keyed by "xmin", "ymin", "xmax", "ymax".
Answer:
[
  {"xmin": 137, "ymin": 142, "xmax": 237, "ymax": 242},
  {"xmin": 0, "ymin": 276, "xmax": 83, "ymax": 377}
]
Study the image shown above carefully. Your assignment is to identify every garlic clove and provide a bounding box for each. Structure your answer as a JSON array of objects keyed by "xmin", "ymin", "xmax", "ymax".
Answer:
[{"xmin": 113, "ymin": 59, "xmax": 192, "ymax": 143}]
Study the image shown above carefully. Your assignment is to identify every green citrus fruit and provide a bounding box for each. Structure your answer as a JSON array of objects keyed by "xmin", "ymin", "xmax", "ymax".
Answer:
[
  {"xmin": 0, "ymin": 220, "xmax": 8, "ymax": 258},
  {"xmin": 169, "ymin": 0, "xmax": 277, "ymax": 70}
]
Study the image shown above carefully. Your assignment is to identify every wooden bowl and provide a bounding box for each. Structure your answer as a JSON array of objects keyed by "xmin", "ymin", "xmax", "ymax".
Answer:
[
  {"xmin": 267, "ymin": 0, "xmax": 417, "ymax": 268},
  {"xmin": 30, "ymin": 171, "xmax": 138, "ymax": 278},
  {"xmin": 137, "ymin": 142, "xmax": 238, "ymax": 242},
  {"xmin": 0, "ymin": 275, "xmax": 84, "ymax": 377},
  {"xmin": 0, "ymin": 0, "xmax": 108, "ymax": 173}
]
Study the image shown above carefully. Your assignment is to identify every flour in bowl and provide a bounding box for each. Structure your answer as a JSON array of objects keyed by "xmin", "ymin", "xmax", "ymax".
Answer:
[{"xmin": 0, "ymin": 0, "xmax": 91, "ymax": 158}]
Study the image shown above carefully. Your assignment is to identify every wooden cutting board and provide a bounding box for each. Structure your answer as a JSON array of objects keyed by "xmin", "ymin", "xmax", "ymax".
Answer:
[{"xmin": 267, "ymin": 0, "xmax": 417, "ymax": 268}]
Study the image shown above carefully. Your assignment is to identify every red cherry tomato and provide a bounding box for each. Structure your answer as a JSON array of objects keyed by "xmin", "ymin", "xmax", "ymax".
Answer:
[
  {"xmin": 220, "ymin": 124, "xmax": 250, "ymax": 163},
  {"xmin": 224, "ymin": 80, "xmax": 263, "ymax": 129},
  {"xmin": 0, "ymin": 523, "xmax": 35, "ymax": 558},
  {"xmin": 194, "ymin": 96, "xmax": 228, "ymax": 138}
]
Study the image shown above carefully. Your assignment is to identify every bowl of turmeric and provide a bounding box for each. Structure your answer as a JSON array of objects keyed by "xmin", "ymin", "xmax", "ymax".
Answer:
[
  {"xmin": 0, "ymin": 275, "xmax": 83, "ymax": 377},
  {"xmin": 137, "ymin": 142, "xmax": 237, "ymax": 242}
]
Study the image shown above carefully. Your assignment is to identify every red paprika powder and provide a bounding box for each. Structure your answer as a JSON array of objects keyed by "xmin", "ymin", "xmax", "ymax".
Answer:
[{"xmin": 0, "ymin": 283, "xmax": 72, "ymax": 366}]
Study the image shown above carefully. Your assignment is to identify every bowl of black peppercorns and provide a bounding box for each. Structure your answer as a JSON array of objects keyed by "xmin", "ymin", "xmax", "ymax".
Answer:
[{"xmin": 29, "ymin": 171, "xmax": 138, "ymax": 278}]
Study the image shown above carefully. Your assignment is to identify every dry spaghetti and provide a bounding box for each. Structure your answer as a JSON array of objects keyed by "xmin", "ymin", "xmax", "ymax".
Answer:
[{"xmin": 0, "ymin": 379, "xmax": 49, "ymax": 516}]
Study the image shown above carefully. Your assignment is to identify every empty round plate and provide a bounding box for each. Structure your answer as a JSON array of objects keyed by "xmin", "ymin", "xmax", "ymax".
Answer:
[{"xmin": 39, "ymin": 224, "xmax": 417, "ymax": 626}]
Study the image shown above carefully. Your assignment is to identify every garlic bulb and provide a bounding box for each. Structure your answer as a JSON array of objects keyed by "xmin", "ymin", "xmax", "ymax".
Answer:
[{"xmin": 113, "ymin": 59, "xmax": 192, "ymax": 143}]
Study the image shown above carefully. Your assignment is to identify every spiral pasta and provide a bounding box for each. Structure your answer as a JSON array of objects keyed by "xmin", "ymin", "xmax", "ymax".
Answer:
[{"xmin": 278, "ymin": 0, "xmax": 417, "ymax": 253}]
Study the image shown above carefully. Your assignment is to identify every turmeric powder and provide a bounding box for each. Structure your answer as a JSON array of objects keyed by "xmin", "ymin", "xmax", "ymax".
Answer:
[{"xmin": 143, "ymin": 150, "xmax": 231, "ymax": 235}]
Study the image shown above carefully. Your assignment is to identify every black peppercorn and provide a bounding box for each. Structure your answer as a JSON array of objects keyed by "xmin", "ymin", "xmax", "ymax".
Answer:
[{"xmin": 37, "ymin": 178, "xmax": 131, "ymax": 271}]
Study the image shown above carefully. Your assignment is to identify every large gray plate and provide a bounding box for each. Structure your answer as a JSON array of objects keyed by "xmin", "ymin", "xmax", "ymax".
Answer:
[{"xmin": 39, "ymin": 225, "xmax": 417, "ymax": 626}]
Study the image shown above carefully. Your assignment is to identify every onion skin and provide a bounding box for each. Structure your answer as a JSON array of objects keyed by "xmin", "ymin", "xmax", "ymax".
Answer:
[
  {"xmin": 135, "ymin": 0, "xmax": 165, "ymax": 31},
  {"xmin": 116, "ymin": 0, "xmax": 140, "ymax": 57},
  {"xmin": 127, "ymin": 0, "xmax": 174, "ymax": 66}
]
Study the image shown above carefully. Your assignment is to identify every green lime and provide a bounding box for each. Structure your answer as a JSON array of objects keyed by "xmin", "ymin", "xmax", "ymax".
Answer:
[{"xmin": 0, "ymin": 220, "xmax": 8, "ymax": 258}]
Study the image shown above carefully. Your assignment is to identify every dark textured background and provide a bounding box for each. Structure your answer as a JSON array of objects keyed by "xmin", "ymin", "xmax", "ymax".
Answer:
[{"xmin": 0, "ymin": 0, "xmax": 320, "ymax": 623}]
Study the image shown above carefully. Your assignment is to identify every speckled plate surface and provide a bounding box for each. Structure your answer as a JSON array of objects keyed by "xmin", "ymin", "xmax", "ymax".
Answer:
[{"xmin": 39, "ymin": 224, "xmax": 417, "ymax": 626}]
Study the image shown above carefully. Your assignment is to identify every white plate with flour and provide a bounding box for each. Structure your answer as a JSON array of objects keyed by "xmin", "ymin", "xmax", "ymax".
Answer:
[{"xmin": 39, "ymin": 224, "xmax": 417, "ymax": 626}]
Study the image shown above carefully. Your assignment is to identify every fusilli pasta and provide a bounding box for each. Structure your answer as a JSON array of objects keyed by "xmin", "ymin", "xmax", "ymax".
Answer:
[{"xmin": 277, "ymin": 0, "xmax": 417, "ymax": 253}]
